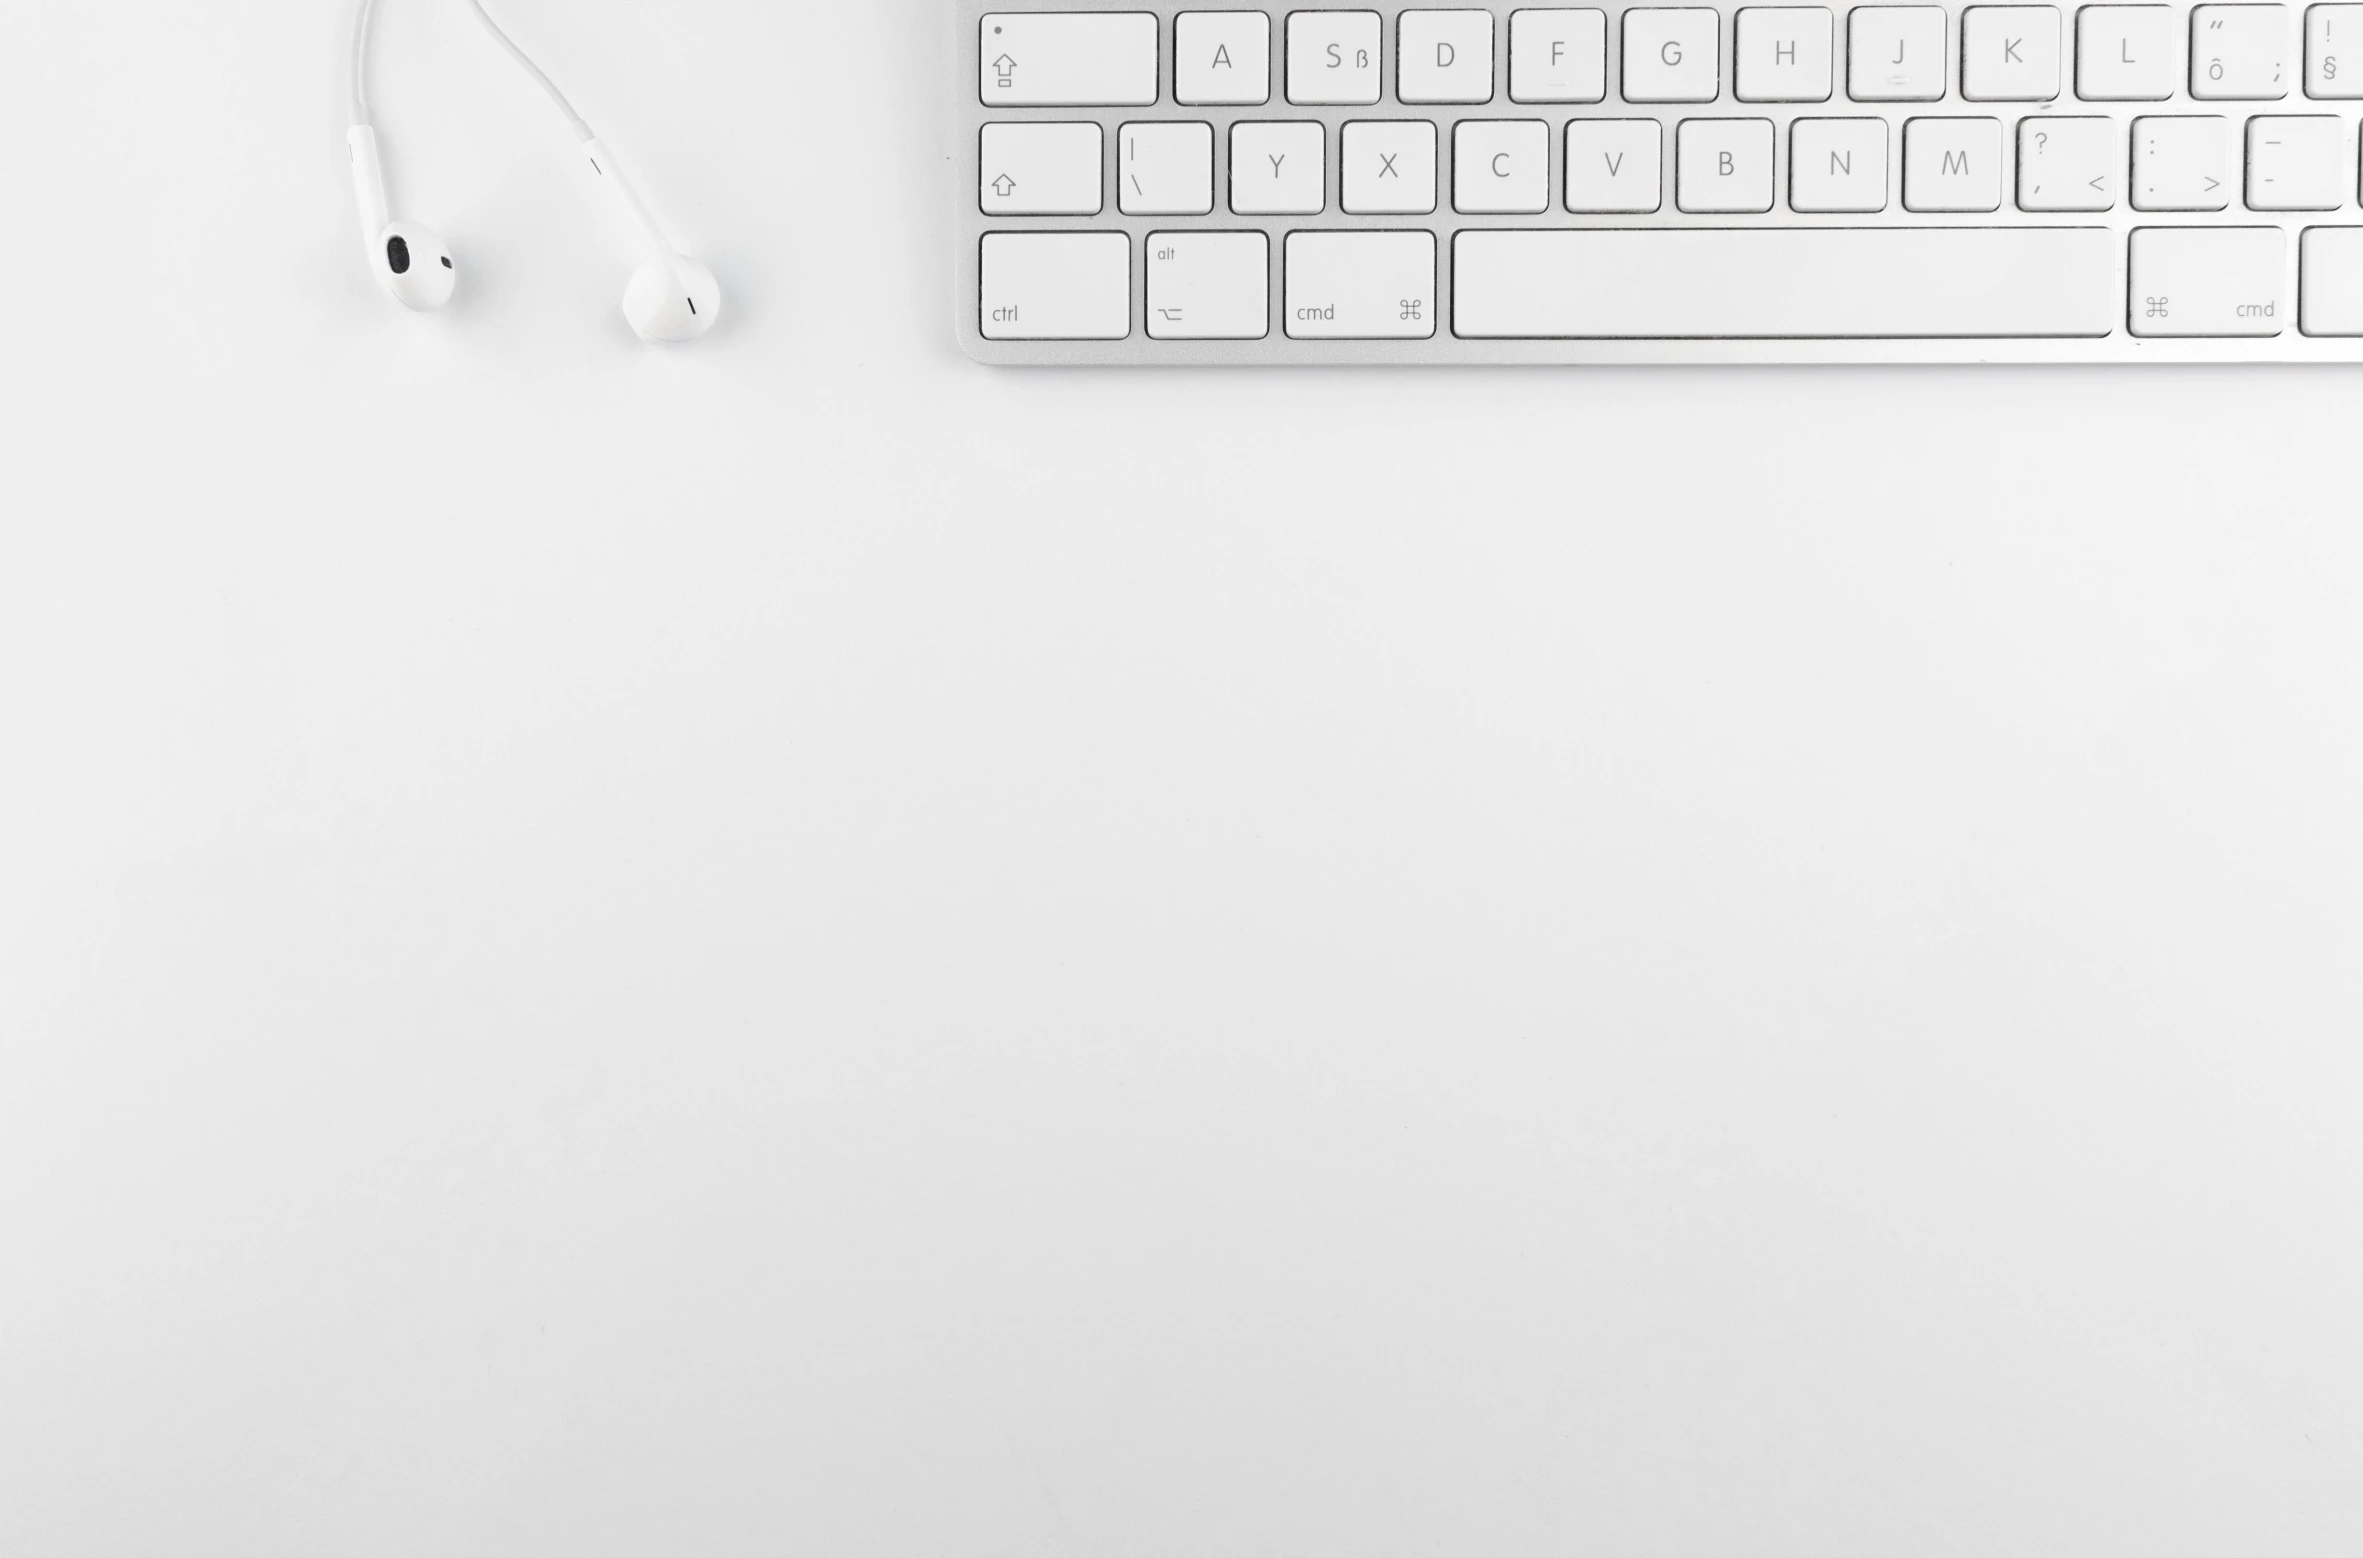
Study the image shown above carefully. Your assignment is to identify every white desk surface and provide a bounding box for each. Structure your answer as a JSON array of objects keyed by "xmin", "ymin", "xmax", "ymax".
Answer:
[{"xmin": 3, "ymin": 5, "xmax": 2358, "ymax": 1554}]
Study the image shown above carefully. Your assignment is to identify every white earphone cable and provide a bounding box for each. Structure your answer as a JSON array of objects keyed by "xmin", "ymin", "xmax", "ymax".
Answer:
[
  {"xmin": 351, "ymin": 0, "xmax": 593, "ymax": 140},
  {"xmin": 464, "ymin": 0, "xmax": 595, "ymax": 142},
  {"xmin": 351, "ymin": 0, "xmax": 378, "ymax": 125}
]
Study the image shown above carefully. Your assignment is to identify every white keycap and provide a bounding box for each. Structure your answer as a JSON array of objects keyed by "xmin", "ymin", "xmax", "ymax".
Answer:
[
  {"xmin": 1399, "ymin": 10, "xmax": 1497, "ymax": 102},
  {"xmin": 2306, "ymin": 4, "xmax": 2363, "ymax": 97},
  {"xmin": 1849, "ymin": 7, "xmax": 1949, "ymax": 101},
  {"xmin": 981, "ymin": 232, "xmax": 1131, "ymax": 339},
  {"xmin": 1455, "ymin": 120, "xmax": 1552, "ymax": 212},
  {"xmin": 1566, "ymin": 119, "xmax": 1665, "ymax": 211},
  {"xmin": 981, "ymin": 13, "xmax": 1159, "ymax": 106},
  {"xmin": 1285, "ymin": 231, "xmax": 1437, "ymax": 338},
  {"xmin": 1119, "ymin": 122, "xmax": 1214, "ymax": 216},
  {"xmin": 2193, "ymin": 5, "xmax": 2293, "ymax": 97},
  {"xmin": 1288, "ymin": 10, "xmax": 1384, "ymax": 104},
  {"xmin": 1510, "ymin": 9, "xmax": 1609, "ymax": 102},
  {"xmin": 2129, "ymin": 225, "xmax": 2286, "ymax": 333},
  {"xmin": 2246, "ymin": 114, "xmax": 2346, "ymax": 207},
  {"xmin": 1343, "ymin": 120, "xmax": 1440, "ymax": 213},
  {"xmin": 980, "ymin": 122, "xmax": 1104, "ymax": 216},
  {"xmin": 2133, "ymin": 115, "xmax": 2233, "ymax": 208},
  {"xmin": 2017, "ymin": 116, "xmax": 2118, "ymax": 208},
  {"xmin": 1148, "ymin": 231, "xmax": 1269, "ymax": 339},
  {"xmin": 1175, "ymin": 12, "xmax": 1272, "ymax": 105},
  {"xmin": 2298, "ymin": 225, "xmax": 2363, "ymax": 331},
  {"xmin": 1962, "ymin": 7, "xmax": 2063, "ymax": 99},
  {"xmin": 1790, "ymin": 118, "xmax": 1889, "ymax": 211},
  {"xmin": 1905, "ymin": 117, "xmax": 2006, "ymax": 209},
  {"xmin": 1230, "ymin": 122, "xmax": 1326, "ymax": 213},
  {"xmin": 2078, "ymin": 6, "xmax": 2180, "ymax": 98},
  {"xmin": 1453, "ymin": 227, "xmax": 2117, "ymax": 337},
  {"xmin": 1624, "ymin": 10, "xmax": 1723, "ymax": 101},
  {"xmin": 1677, "ymin": 118, "xmax": 1776, "ymax": 211},
  {"xmin": 1736, "ymin": 8, "xmax": 1835, "ymax": 101}
]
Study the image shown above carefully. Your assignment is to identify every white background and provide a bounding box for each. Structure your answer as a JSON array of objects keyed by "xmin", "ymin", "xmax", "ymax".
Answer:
[{"xmin": 3, "ymin": 3, "xmax": 2360, "ymax": 1555}]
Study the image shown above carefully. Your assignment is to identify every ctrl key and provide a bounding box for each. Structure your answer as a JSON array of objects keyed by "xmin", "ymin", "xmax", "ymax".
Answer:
[
  {"xmin": 981, "ymin": 233, "xmax": 1131, "ymax": 340},
  {"xmin": 2129, "ymin": 227, "xmax": 2285, "ymax": 338}
]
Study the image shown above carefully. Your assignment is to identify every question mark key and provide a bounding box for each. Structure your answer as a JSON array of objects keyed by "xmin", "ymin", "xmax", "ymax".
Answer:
[{"xmin": 2014, "ymin": 116, "xmax": 2118, "ymax": 213}]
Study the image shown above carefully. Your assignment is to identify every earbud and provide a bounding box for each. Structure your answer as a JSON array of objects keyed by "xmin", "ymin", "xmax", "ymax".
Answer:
[
  {"xmin": 349, "ymin": 127, "xmax": 455, "ymax": 312},
  {"xmin": 348, "ymin": 0, "xmax": 718, "ymax": 342},
  {"xmin": 586, "ymin": 139, "xmax": 720, "ymax": 343}
]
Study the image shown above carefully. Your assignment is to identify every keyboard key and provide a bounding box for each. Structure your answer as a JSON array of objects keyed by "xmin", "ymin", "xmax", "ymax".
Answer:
[
  {"xmin": 2193, "ymin": 5, "xmax": 2293, "ymax": 97},
  {"xmin": 1399, "ymin": 9, "xmax": 1497, "ymax": 102},
  {"xmin": 1343, "ymin": 120, "xmax": 1439, "ymax": 213},
  {"xmin": 981, "ymin": 232, "xmax": 1131, "ymax": 338},
  {"xmin": 980, "ymin": 13, "xmax": 1159, "ymax": 106},
  {"xmin": 1677, "ymin": 118, "xmax": 1776, "ymax": 211},
  {"xmin": 2246, "ymin": 114, "xmax": 2346, "ymax": 207},
  {"xmin": 1567, "ymin": 119, "xmax": 1665, "ymax": 210},
  {"xmin": 1962, "ymin": 7, "xmax": 2062, "ymax": 99},
  {"xmin": 1285, "ymin": 231, "xmax": 1437, "ymax": 338},
  {"xmin": 2078, "ymin": 6, "xmax": 2180, "ymax": 98},
  {"xmin": 1624, "ymin": 9, "xmax": 1723, "ymax": 101},
  {"xmin": 1231, "ymin": 121, "xmax": 1326, "ymax": 213},
  {"xmin": 1452, "ymin": 227, "xmax": 2116, "ymax": 337},
  {"xmin": 1905, "ymin": 117, "xmax": 2005, "ymax": 209},
  {"xmin": 1176, "ymin": 12, "xmax": 1272, "ymax": 105},
  {"xmin": 2133, "ymin": 115, "xmax": 2232, "ymax": 208},
  {"xmin": 980, "ymin": 122, "xmax": 1104, "ymax": 216},
  {"xmin": 1736, "ymin": 8, "xmax": 1835, "ymax": 101},
  {"xmin": 2018, "ymin": 116, "xmax": 2118, "ymax": 208},
  {"xmin": 1790, "ymin": 118, "xmax": 1889, "ymax": 211},
  {"xmin": 1849, "ymin": 7, "xmax": 1949, "ymax": 100},
  {"xmin": 2306, "ymin": 4, "xmax": 2363, "ymax": 96},
  {"xmin": 2299, "ymin": 225, "xmax": 2363, "ymax": 330},
  {"xmin": 1119, "ymin": 123, "xmax": 1214, "ymax": 216},
  {"xmin": 1510, "ymin": 8, "xmax": 1609, "ymax": 101},
  {"xmin": 1455, "ymin": 119, "xmax": 1552, "ymax": 212},
  {"xmin": 2129, "ymin": 225, "xmax": 2286, "ymax": 333},
  {"xmin": 1288, "ymin": 10, "xmax": 1383, "ymax": 103},
  {"xmin": 1148, "ymin": 231, "xmax": 1269, "ymax": 339}
]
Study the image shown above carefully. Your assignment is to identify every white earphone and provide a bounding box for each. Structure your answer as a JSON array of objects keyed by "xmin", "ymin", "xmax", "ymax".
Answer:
[{"xmin": 347, "ymin": 0, "xmax": 720, "ymax": 343}]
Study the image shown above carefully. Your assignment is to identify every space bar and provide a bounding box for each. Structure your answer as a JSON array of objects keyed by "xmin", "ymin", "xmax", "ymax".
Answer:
[{"xmin": 1453, "ymin": 228, "xmax": 2117, "ymax": 339}]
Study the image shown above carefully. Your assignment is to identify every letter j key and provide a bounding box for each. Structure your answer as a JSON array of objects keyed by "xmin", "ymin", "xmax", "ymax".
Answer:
[{"xmin": 1850, "ymin": 6, "xmax": 1949, "ymax": 100}]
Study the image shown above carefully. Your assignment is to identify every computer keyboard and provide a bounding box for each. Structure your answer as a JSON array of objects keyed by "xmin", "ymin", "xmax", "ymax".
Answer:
[{"xmin": 953, "ymin": 0, "xmax": 2363, "ymax": 362}]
